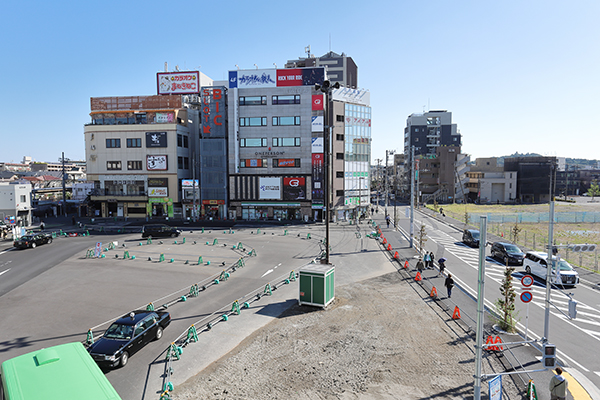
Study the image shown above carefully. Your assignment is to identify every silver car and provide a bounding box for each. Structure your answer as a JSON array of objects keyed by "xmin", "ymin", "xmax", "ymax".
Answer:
[{"xmin": 523, "ymin": 251, "xmax": 579, "ymax": 287}]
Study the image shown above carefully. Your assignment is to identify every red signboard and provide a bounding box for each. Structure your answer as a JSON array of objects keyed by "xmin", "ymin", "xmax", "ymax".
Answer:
[
  {"xmin": 201, "ymin": 87, "xmax": 224, "ymax": 137},
  {"xmin": 202, "ymin": 200, "xmax": 225, "ymax": 205},
  {"xmin": 277, "ymin": 159, "xmax": 296, "ymax": 167},
  {"xmin": 276, "ymin": 68, "xmax": 303, "ymax": 86},
  {"xmin": 283, "ymin": 177, "xmax": 306, "ymax": 200},
  {"xmin": 312, "ymin": 95, "xmax": 324, "ymax": 110}
]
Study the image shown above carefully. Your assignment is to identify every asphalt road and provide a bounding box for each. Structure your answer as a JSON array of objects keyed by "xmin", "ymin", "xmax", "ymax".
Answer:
[{"xmin": 394, "ymin": 206, "xmax": 600, "ymax": 394}]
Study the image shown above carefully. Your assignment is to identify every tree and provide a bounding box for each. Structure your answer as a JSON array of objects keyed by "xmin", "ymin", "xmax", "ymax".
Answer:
[
  {"xmin": 511, "ymin": 219, "xmax": 522, "ymax": 244},
  {"xmin": 494, "ymin": 267, "xmax": 519, "ymax": 333},
  {"xmin": 588, "ymin": 180, "xmax": 600, "ymax": 201},
  {"xmin": 418, "ymin": 223, "xmax": 427, "ymax": 254},
  {"xmin": 464, "ymin": 209, "xmax": 471, "ymax": 227}
]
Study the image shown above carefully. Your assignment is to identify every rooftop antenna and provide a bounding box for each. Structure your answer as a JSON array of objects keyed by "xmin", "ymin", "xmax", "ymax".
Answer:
[
  {"xmin": 273, "ymin": 63, "xmax": 277, "ymax": 69},
  {"xmin": 175, "ymin": 65, "xmax": 180, "ymax": 72},
  {"xmin": 254, "ymin": 64, "xmax": 258, "ymax": 69},
  {"xmin": 164, "ymin": 62, "xmax": 168, "ymax": 72},
  {"xmin": 305, "ymin": 45, "xmax": 311, "ymax": 58},
  {"xmin": 329, "ymin": 33, "xmax": 331, "ymax": 52}
]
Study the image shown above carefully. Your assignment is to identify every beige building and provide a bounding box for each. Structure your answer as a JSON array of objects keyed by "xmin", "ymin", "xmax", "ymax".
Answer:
[{"xmin": 466, "ymin": 158, "xmax": 517, "ymax": 203}]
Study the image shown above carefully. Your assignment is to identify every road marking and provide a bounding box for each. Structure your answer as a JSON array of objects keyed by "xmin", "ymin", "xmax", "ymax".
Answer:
[
  {"xmin": 563, "ymin": 370, "xmax": 593, "ymax": 400},
  {"xmin": 0, "ymin": 268, "xmax": 10, "ymax": 277},
  {"xmin": 261, "ymin": 269, "xmax": 273, "ymax": 278}
]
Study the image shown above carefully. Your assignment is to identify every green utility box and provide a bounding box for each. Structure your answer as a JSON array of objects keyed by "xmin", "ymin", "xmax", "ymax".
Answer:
[{"xmin": 298, "ymin": 264, "xmax": 335, "ymax": 307}]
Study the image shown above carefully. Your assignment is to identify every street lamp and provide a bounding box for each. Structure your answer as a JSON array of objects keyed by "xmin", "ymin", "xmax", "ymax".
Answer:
[
  {"xmin": 384, "ymin": 150, "xmax": 395, "ymax": 218},
  {"xmin": 315, "ymin": 80, "xmax": 341, "ymax": 264}
]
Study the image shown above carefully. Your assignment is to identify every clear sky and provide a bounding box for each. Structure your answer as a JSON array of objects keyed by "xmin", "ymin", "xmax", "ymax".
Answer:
[{"xmin": 1, "ymin": 0, "xmax": 598, "ymax": 165}]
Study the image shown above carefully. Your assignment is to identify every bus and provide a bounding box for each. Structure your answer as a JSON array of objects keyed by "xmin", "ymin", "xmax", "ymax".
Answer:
[{"xmin": 1, "ymin": 342, "xmax": 121, "ymax": 400}]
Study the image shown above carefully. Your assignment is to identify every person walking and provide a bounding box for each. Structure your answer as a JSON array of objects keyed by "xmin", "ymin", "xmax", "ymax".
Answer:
[
  {"xmin": 423, "ymin": 252, "xmax": 431, "ymax": 269},
  {"xmin": 386, "ymin": 215, "xmax": 390, "ymax": 228},
  {"xmin": 438, "ymin": 257, "xmax": 447, "ymax": 277},
  {"xmin": 428, "ymin": 251, "xmax": 435, "ymax": 269},
  {"xmin": 549, "ymin": 367, "xmax": 568, "ymax": 400},
  {"xmin": 444, "ymin": 274, "xmax": 454, "ymax": 298},
  {"xmin": 416, "ymin": 258, "xmax": 425, "ymax": 273},
  {"xmin": 40, "ymin": 221, "xmax": 45, "ymax": 231}
]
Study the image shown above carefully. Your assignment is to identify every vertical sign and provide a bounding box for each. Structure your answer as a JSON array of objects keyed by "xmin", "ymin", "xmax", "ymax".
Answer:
[
  {"xmin": 312, "ymin": 153, "xmax": 324, "ymax": 201},
  {"xmin": 201, "ymin": 87, "xmax": 226, "ymax": 138}
]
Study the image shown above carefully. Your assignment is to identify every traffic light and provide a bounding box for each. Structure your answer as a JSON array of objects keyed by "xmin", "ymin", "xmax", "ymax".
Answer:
[{"xmin": 543, "ymin": 343, "xmax": 556, "ymax": 368}]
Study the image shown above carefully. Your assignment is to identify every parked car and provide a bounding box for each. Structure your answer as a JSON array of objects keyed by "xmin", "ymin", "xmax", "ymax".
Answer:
[
  {"xmin": 13, "ymin": 233, "xmax": 53, "ymax": 249},
  {"xmin": 523, "ymin": 251, "xmax": 579, "ymax": 287},
  {"xmin": 462, "ymin": 229, "xmax": 480, "ymax": 247},
  {"xmin": 490, "ymin": 242, "xmax": 525, "ymax": 265},
  {"xmin": 141, "ymin": 224, "xmax": 181, "ymax": 239},
  {"xmin": 87, "ymin": 310, "xmax": 171, "ymax": 368}
]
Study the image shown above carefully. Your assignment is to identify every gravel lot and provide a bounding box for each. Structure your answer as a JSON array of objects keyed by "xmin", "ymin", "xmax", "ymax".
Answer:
[{"xmin": 172, "ymin": 270, "xmax": 521, "ymax": 399}]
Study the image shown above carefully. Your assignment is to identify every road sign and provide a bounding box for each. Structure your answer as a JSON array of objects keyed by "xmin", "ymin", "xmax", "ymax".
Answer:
[
  {"xmin": 521, "ymin": 275, "xmax": 534, "ymax": 287},
  {"xmin": 520, "ymin": 291, "xmax": 533, "ymax": 303},
  {"xmin": 488, "ymin": 374, "xmax": 502, "ymax": 400}
]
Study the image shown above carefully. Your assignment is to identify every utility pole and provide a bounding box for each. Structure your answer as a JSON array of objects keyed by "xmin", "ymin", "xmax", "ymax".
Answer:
[
  {"xmin": 192, "ymin": 152, "xmax": 198, "ymax": 222},
  {"xmin": 544, "ymin": 161, "xmax": 557, "ymax": 341},
  {"xmin": 410, "ymin": 146, "xmax": 415, "ymax": 248},
  {"xmin": 384, "ymin": 150, "xmax": 395, "ymax": 218},
  {"xmin": 474, "ymin": 216, "xmax": 487, "ymax": 399},
  {"xmin": 61, "ymin": 152, "xmax": 67, "ymax": 217},
  {"xmin": 375, "ymin": 158, "xmax": 382, "ymax": 208}
]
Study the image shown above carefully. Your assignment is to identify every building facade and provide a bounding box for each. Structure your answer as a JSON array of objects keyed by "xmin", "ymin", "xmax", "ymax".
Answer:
[
  {"xmin": 0, "ymin": 182, "xmax": 32, "ymax": 227},
  {"xmin": 466, "ymin": 158, "xmax": 517, "ymax": 203}
]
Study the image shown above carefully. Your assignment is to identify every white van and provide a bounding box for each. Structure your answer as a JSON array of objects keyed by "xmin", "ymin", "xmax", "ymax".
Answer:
[{"xmin": 523, "ymin": 251, "xmax": 579, "ymax": 287}]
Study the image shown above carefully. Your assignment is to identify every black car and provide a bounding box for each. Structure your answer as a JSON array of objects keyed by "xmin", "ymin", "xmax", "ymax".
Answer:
[
  {"xmin": 141, "ymin": 224, "xmax": 181, "ymax": 239},
  {"xmin": 87, "ymin": 310, "xmax": 171, "ymax": 368},
  {"xmin": 491, "ymin": 242, "xmax": 525, "ymax": 265},
  {"xmin": 13, "ymin": 233, "xmax": 53, "ymax": 249},
  {"xmin": 462, "ymin": 229, "xmax": 480, "ymax": 247}
]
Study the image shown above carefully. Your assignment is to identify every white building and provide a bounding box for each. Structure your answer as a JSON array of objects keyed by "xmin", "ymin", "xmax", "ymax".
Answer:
[{"xmin": 0, "ymin": 182, "xmax": 32, "ymax": 226}]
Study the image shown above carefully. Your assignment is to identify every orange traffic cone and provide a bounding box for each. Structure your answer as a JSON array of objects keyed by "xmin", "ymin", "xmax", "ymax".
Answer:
[
  {"xmin": 382, "ymin": 237, "xmax": 387, "ymax": 245},
  {"xmin": 387, "ymin": 244, "xmax": 392, "ymax": 251},
  {"xmin": 403, "ymin": 260, "xmax": 409, "ymax": 269},
  {"xmin": 430, "ymin": 287, "xmax": 438, "ymax": 298},
  {"xmin": 485, "ymin": 336, "xmax": 496, "ymax": 351},
  {"xmin": 452, "ymin": 306, "xmax": 461, "ymax": 319},
  {"xmin": 394, "ymin": 251, "xmax": 399, "ymax": 259},
  {"xmin": 415, "ymin": 272, "xmax": 422, "ymax": 281}
]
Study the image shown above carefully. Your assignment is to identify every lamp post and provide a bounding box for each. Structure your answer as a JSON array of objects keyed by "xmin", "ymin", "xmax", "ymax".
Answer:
[
  {"xmin": 315, "ymin": 80, "xmax": 340, "ymax": 264},
  {"xmin": 384, "ymin": 150, "xmax": 395, "ymax": 218}
]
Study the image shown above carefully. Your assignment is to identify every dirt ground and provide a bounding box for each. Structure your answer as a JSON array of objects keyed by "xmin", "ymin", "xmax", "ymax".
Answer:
[{"xmin": 172, "ymin": 271, "xmax": 521, "ymax": 400}]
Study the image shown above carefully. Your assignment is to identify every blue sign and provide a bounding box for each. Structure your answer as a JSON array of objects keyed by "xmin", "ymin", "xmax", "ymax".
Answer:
[
  {"xmin": 489, "ymin": 375, "xmax": 502, "ymax": 400},
  {"xmin": 229, "ymin": 71, "xmax": 237, "ymax": 88}
]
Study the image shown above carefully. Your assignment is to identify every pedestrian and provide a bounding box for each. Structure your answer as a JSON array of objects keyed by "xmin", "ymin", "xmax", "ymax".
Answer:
[
  {"xmin": 549, "ymin": 367, "xmax": 568, "ymax": 400},
  {"xmin": 445, "ymin": 274, "xmax": 454, "ymax": 298},
  {"xmin": 375, "ymin": 208, "xmax": 378, "ymax": 214},
  {"xmin": 40, "ymin": 221, "xmax": 45, "ymax": 231},
  {"xmin": 416, "ymin": 258, "xmax": 425, "ymax": 273},
  {"xmin": 386, "ymin": 215, "xmax": 390, "ymax": 228},
  {"xmin": 428, "ymin": 251, "xmax": 435, "ymax": 269},
  {"xmin": 423, "ymin": 252, "xmax": 431, "ymax": 269},
  {"xmin": 438, "ymin": 257, "xmax": 447, "ymax": 277}
]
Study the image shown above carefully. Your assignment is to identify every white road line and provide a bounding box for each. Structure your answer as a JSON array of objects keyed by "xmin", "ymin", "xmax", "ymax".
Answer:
[
  {"xmin": 0, "ymin": 268, "xmax": 10, "ymax": 277},
  {"xmin": 261, "ymin": 269, "xmax": 273, "ymax": 278}
]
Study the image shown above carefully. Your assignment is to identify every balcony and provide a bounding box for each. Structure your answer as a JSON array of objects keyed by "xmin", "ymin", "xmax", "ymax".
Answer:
[{"xmin": 90, "ymin": 188, "xmax": 148, "ymax": 202}]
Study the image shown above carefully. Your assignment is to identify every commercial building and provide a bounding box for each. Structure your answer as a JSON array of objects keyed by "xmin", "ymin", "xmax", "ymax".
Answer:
[
  {"xmin": 0, "ymin": 181, "xmax": 32, "ymax": 227},
  {"xmin": 466, "ymin": 158, "xmax": 517, "ymax": 203},
  {"xmin": 503, "ymin": 156, "xmax": 556, "ymax": 203}
]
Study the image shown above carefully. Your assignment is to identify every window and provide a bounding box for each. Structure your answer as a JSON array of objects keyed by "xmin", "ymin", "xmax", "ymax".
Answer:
[
  {"xmin": 273, "ymin": 159, "xmax": 300, "ymax": 168},
  {"xmin": 272, "ymin": 137, "xmax": 300, "ymax": 147},
  {"xmin": 240, "ymin": 96, "xmax": 266, "ymax": 105},
  {"xmin": 336, "ymin": 115, "xmax": 344, "ymax": 122},
  {"xmin": 272, "ymin": 95, "xmax": 300, "ymax": 104},
  {"xmin": 240, "ymin": 159, "xmax": 267, "ymax": 168},
  {"xmin": 127, "ymin": 138, "xmax": 141, "ymax": 148},
  {"xmin": 240, "ymin": 138, "xmax": 267, "ymax": 147},
  {"xmin": 177, "ymin": 134, "xmax": 183, "ymax": 147},
  {"xmin": 107, "ymin": 161, "xmax": 122, "ymax": 170},
  {"xmin": 336, "ymin": 153, "xmax": 344, "ymax": 160},
  {"xmin": 336, "ymin": 171, "xmax": 344, "ymax": 178},
  {"xmin": 183, "ymin": 135, "xmax": 189, "ymax": 148},
  {"xmin": 127, "ymin": 160, "xmax": 142, "ymax": 170},
  {"xmin": 336, "ymin": 134, "xmax": 344, "ymax": 141},
  {"xmin": 20, "ymin": 195, "xmax": 26, "ymax": 202},
  {"xmin": 178, "ymin": 157, "xmax": 190, "ymax": 169},
  {"xmin": 106, "ymin": 138, "xmax": 121, "ymax": 148},
  {"xmin": 336, "ymin": 190, "xmax": 344, "ymax": 196},
  {"xmin": 239, "ymin": 117, "xmax": 267, "ymax": 127},
  {"xmin": 272, "ymin": 116, "xmax": 300, "ymax": 126}
]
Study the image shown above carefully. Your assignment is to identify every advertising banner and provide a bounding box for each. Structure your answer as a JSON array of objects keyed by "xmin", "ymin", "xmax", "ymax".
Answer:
[
  {"xmin": 283, "ymin": 177, "xmax": 306, "ymax": 200},
  {"xmin": 148, "ymin": 187, "xmax": 168, "ymax": 197},
  {"xmin": 277, "ymin": 159, "xmax": 296, "ymax": 167},
  {"xmin": 311, "ymin": 116, "xmax": 324, "ymax": 132},
  {"xmin": 259, "ymin": 177, "xmax": 281, "ymax": 200},
  {"xmin": 332, "ymin": 87, "xmax": 370, "ymax": 106},
  {"xmin": 345, "ymin": 116, "xmax": 371, "ymax": 127},
  {"xmin": 312, "ymin": 94, "xmax": 324, "ymax": 110},
  {"xmin": 156, "ymin": 113, "xmax": 174, "ymax": 123},
  {"xmin": 146, "ymin": 132, "xmax": 167, "ymax": 148},
  {"xmin": 148, "ymin": 177, "xmax": 168, "ymax": 187},
  {"xmin": 312, "ymin": 153, "xmax": 324, "ymax": 200},
  {"xmin": 229, "ymin": 67, "xmax": 325, "ymax": 89},
  {"xmin": 157, "ymin": 71, "xmax": 200, "ymax": 95},
  {"xmin": 201, "ymin": 87, "xmax": 226, "ymax": 137},
  {"xmin": 147, "ymin": 155, "xmax": 168, "ymax": 171},
  {"xmin": 311, "ymin": 137, "xmax": 324, "ymax": 153},
  {"xmin": 181, "ymin": 179, "xmax": 199, "ymax": 187}
]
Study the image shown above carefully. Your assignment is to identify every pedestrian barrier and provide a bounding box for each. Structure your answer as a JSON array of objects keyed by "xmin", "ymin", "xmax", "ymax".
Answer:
[
  {"xmin": 237, "ymin": 258, "xmax": 245, "ymax": 268},
  {"xmin": 231, "ymin": 300, "xmax": 240, "ymax": 315},
  {"xmin": 527, "ymin": 380, "xmax": 538, "ymax": 400},
  {"xmin": 85, "ymin": 249, "xmax": 94, "ymax": 258},
  {"xmin": 264, "ymin": 283, "xmax": 272, "ymax": 296},
  {"xmin": 430, "ymin": 287, "xmax": 438, "ymax": 298},
  {"xmin": 147, "ymin": 238, "xmax": 152, "ymax": 244},
  {"xmin": 248, "ymin": 249, "xmax": 256, "ymax": 256},
  {"xmin": 197, "ymin": 256, "xmax": 203, "ymax": 264},
  {"xmin": 284, "ymin": 229, "xmax": 288, "ymax": 236},
  {"xmin": 212, "ymin": 238, "xmax": 218, "ymax": 245},
  {"xmin": 494, "ymin": 335, "xmax": 503, "ymax": 351},
  {"xmin": 452, "ymin": 306, "xmax": 461, "ymax": 320},
  {"xmin": 186, "ymin": 325, "xmax": 198, "ymax": 344},
  {"xmin": 219, "ymin": 270, "xmax": 230, "ymax": 281},
  {"xmin": 86, "ymin": 329, "xmax": 94, "ymax": 345},
  {"xmin": 415, "ymin": 272, "xmax": 422, "ymax": 281},
  {"xmin": 123, "ymin": 251, "xmax": 130, "ymax": 259},
  {"xmin": 159, "ymin": 253, "xmax": 165, "ymax": 262},
  {"xmin": 307, "ymin": 233, "xmax": 311, "ymax": 239}
]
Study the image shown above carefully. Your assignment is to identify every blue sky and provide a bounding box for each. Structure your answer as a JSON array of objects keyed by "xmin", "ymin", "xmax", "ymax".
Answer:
[{"xmin": 1, "ymin": 0, "xmax": 598, "ymax": 164}]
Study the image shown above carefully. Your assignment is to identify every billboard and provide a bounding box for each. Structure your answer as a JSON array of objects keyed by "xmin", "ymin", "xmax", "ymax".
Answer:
[
  {"xmin": 147, "ymin": 155, "xmax": 168, "ymax": 171},
  {"xmin": 181, "ymin": 179, "xmax": 199, "ymax": 187},
  {"xmin": 312, "ymin": 153, "xmax": 324, "ymax": 200},
  {"xmin": 332, "ymin": 87, "xmax": 370, "ymax": 106},
  {"xmin": 156, "ymin": 113, "xmax": 174, "ymax": 123},
  {"xmin": 283, "ymin": 177, "xmax": 306, "ymax": 200},
  {"xmin": 201, "ymin": 87, "xmax": 226, "ymax": 138},
  {"xmin": 148, "ymin": 187, "xmax": 168, "ymax": 197},
  {"xmin": 311, "ymin": 137, "xmax": 324, "ymax": 153},
  {"xmin": 259, "ymin": 177, "xmax": 281, "ymax": 200},
  {"xmin": 146, "ymin": 132, "xmax": 167, "ymax": 147},
  {"xmin": 229, "ymin": 67, "xmax": 325, "ymax": 89},
  {"xmin": 277, "ymin": 159, "xmax": 296, "ymax": 167},
  {"xmin": 157, "ymin": 71, "xmax": 200, "ymax": 95}
]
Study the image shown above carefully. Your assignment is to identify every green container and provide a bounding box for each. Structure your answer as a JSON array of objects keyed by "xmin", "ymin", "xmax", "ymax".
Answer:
[{"xmin": 298, "ymin": 265, "xmax": 335, "ymax": 307}]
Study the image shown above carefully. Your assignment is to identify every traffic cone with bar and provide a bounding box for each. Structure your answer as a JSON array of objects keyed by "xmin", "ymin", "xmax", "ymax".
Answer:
[
  {"xmin": 430, "ymin": 287, "xmax": 438, "ymax": 298},
  {"xmin": 452, "ymin": 306, "xmax": 461, "ymax": 319},
  {"xmin": 485, "ymin": 335, "xmax": 496, "ymax": 351},
  {"xmin": 403, "ymin": 260, "xmax": 409, "ymax": 269},
  {"xmin": 415, "ymin": 272, "xmax": 422, "ymax": 281},
  {"xmin": 494, "ymin": 335, "xmax": 504, "ymax": 351}
]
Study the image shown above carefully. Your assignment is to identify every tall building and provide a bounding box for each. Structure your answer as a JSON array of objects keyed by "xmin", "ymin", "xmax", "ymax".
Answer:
[
  {"xmin": 285, "ymin": 50, "xmax": 358, "ymax": 88},
  {"xmin": 403, "ymin": 110, "xmax": 467, "ymax": 203}
]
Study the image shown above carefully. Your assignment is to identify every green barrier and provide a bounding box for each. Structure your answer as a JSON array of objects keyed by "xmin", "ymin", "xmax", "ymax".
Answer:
[
  {"xmin": 85, "ymin": 249, "xmax": 94, "ymax": 258},
  {"xmin": 186, "ymin": 325, "xmax": 198, "ymax": 343},
  {"xmin": 248, "ymin": 249, "xmax": 256, "ymax": 256},
  {"xmin": 231, "ymin": 300, "xmax": 240, "ymax": 315},
  {"xmin": 288, "ymin": 270, "xmax": 296, "ymax": 282},
  {"xmin": 147, "ymin": 238, "xmax": 152, "ymax": 245},
  {"xmin": 237, "ymin": 258, "xmax": 245, "ymax": 268},
  {"xmin": 124, "ymin": 250, "xmax": 130, "ymax": 259},
  {"xmin": 165, "ymin": 343, "xmax": 182, "ymax": 361},
  {"xmin": 159, "ymin": 253, "xmax": 165, "ymax": 262},
  {"xmin": 219, "ymin": 270, "xmax": 230, "ymax": 281},
  {"xmin": 284, "ymin": 229, "xmax": 288, "ymax": 236},
  {"xmin": 307, "ymin": 233, "xmax": 311, "ymax": 239},
  {"xmin": 146, "ymin": 303, "xmax": 155, "ymax": 311},
  {"xmin": 189, "ymin": 284, "xmax": 199, "ymax": 297},
  {"xmin": 197, "ymin": 256, "xmax": 203, "ymax": 265},
  {"xmin": 264, "ymin": 283, "xmax": 272, "ymax": 296},
  {"xmin": 212, "ymin": 238, "xmax": 218, "ymax": 245},
  {"xmin": 182, "ymin": 237, "xmax": 186, "ymax": 244},
  {"xmin": 86, "ymin": 329, "xmax": 94, "ymax": 345}
]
